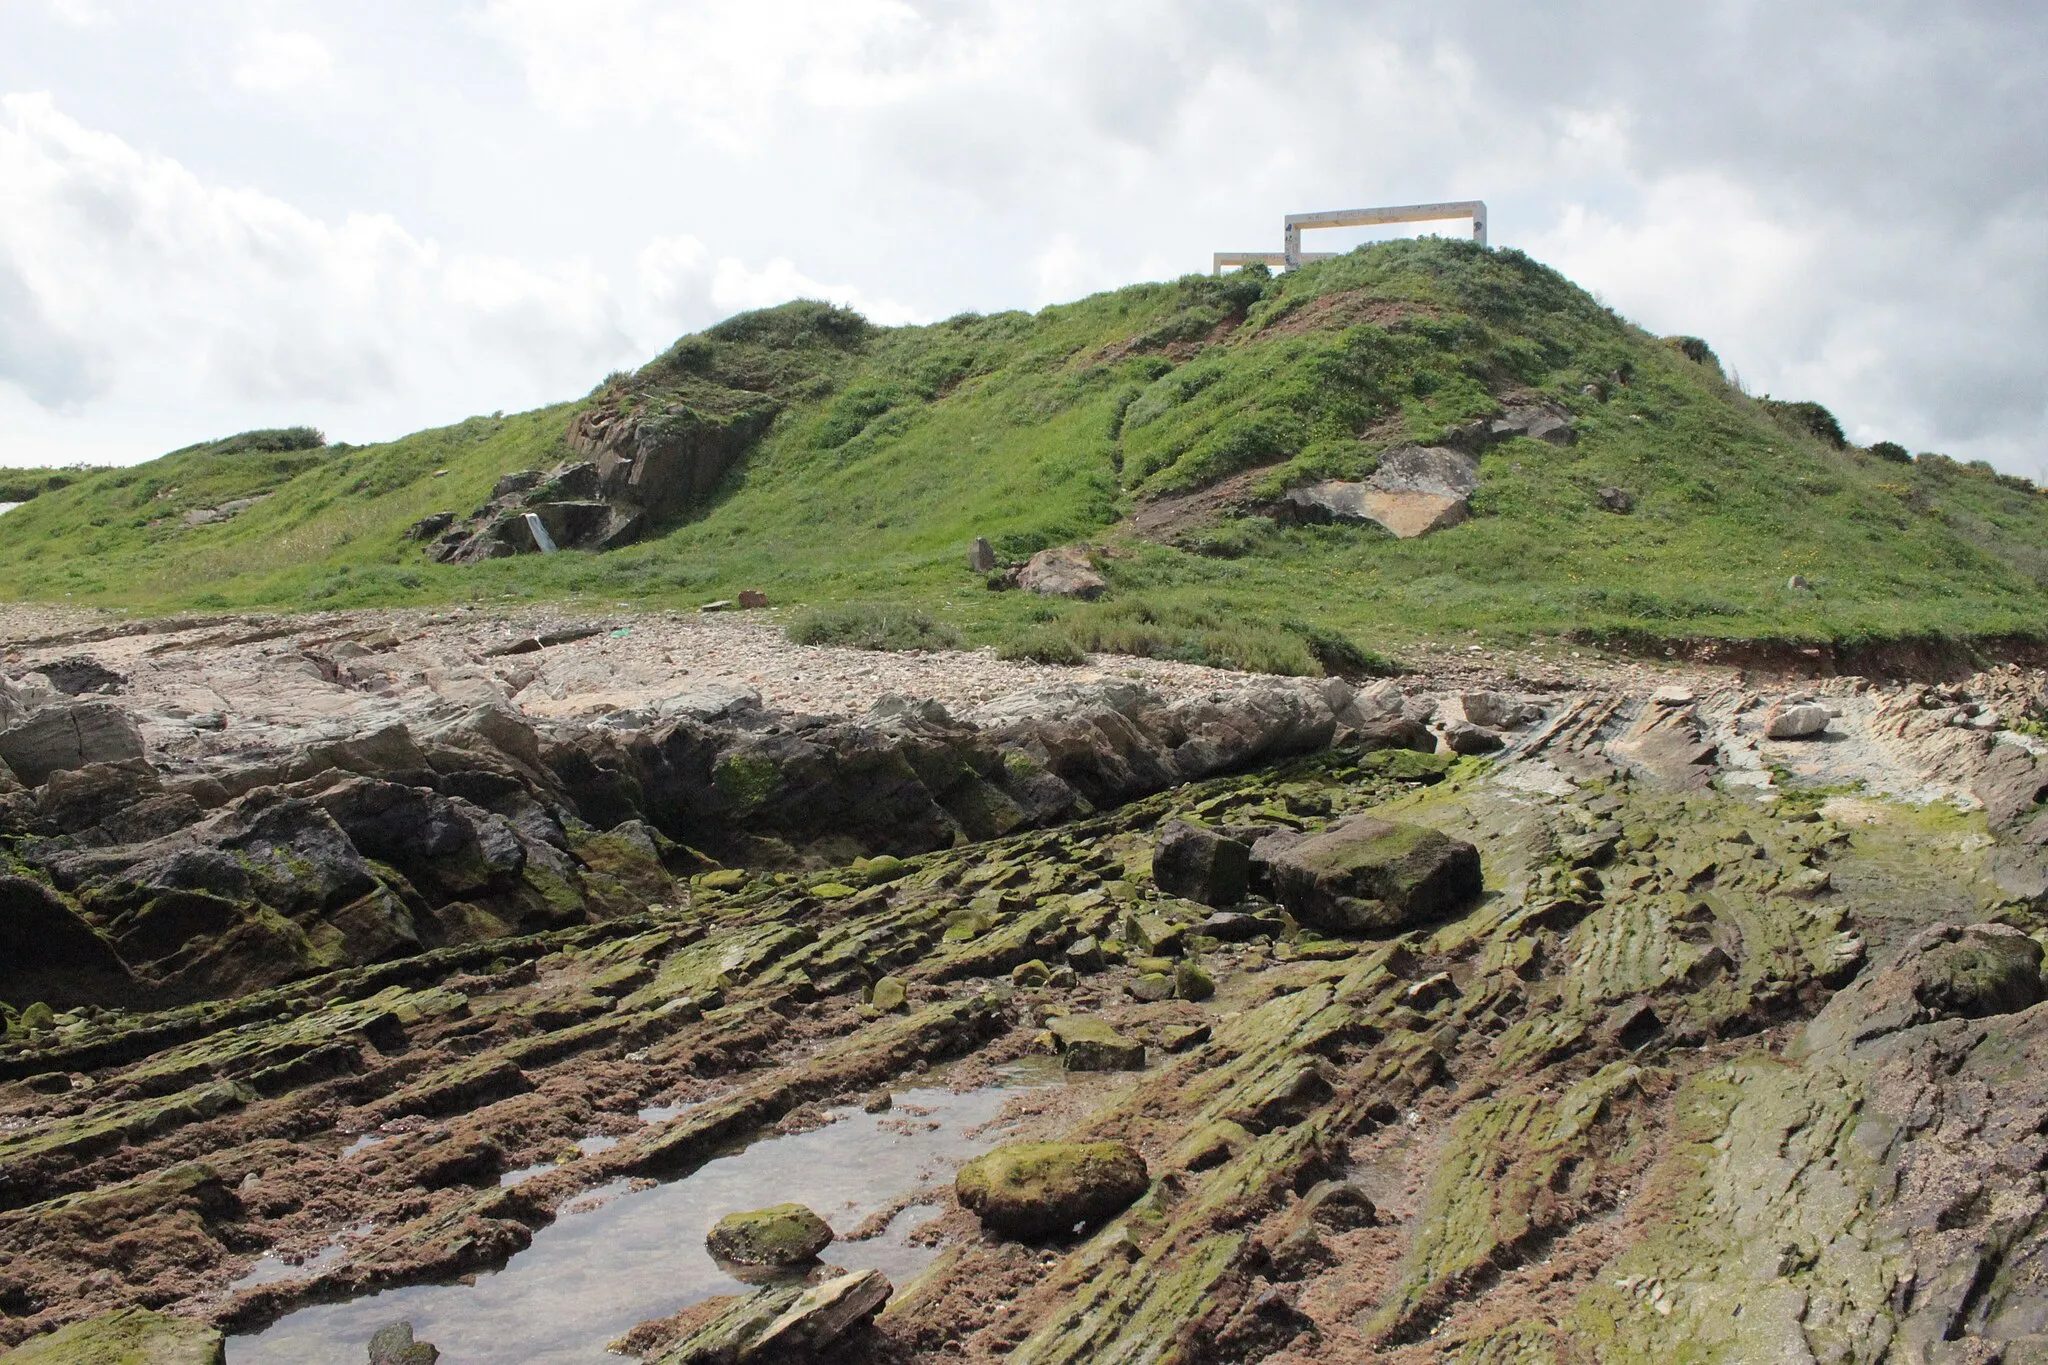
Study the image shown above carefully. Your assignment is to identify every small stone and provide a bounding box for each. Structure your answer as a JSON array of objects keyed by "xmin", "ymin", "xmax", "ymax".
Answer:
[
  {"xmin": 1064, "ymin": 936, "xmax": 1104, "ymax": 972},
  {"xmin": 1160, "ymin": 1022, "xmax": 1211, "ymax": 1053},
  {"xmin": 1127, "ymin": 913, "xmax": 1185, "ymax": 956},
  {"xmin": 1440, "ymin": 720, "xmax": 1503, "ymax": 755},
  {"xmin": 1651, "ymin": 685, "xmax": 1695, "ymax": 706},
  {"xmin": 699, "ymin": 868, "xmax": 749, "ymax": 891},
  {"xmin": 955, "ymin": 1140, "xmax": 1149, "ymax": 1238},
  {"xmin": 968, "ymin": 537, "xmax": 997, "ymax": 573},
  {"xmin": 699, "ymin": 600, "xmax": 735, "ymax": 613},
  {"xmin": 868, "ymin": 977, "xmax": 907, "ymax": 1013},
  {"xmin": 809, "ymin": 882, "xmax": 858, "ymax": 900},
  {"xmin": 737, "ymin": 589, "xmax": 769, "ymax": 609},
  {"xmin": 706, "ymin": 1202, "xmax": 835, "ymax": 1266},
  {"xmin": 1011, "ymin": 959, "xmax": 1052, "ymax": 989},
  {"xmin": 1173, "ymin": 961, "xmax": 1215, "ymax": 1001},
  {"xmin": 852, "ymin": 855, "xmax": 908, "ymax": 885},
  {"xmin": 1127, "ymin": 972, "xmax": 1175, "ymax": 1002}
]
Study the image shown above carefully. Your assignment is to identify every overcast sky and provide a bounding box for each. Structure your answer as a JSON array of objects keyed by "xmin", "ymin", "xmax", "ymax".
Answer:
[{"xmin": 2, "ymin": 1, "xmax": 2042, "ymax": 474}]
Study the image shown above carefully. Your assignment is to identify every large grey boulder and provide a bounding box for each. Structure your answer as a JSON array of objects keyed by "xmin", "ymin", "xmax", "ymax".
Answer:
[
  {"xmin": 1764, "ymin": 703, "xmax": 1833, "ymax": 740},
  {"xmin": 1017, "ymin": 545, "xmax": 1108, "ymax": 599},
  {"xmin": 1265, "ymin": 815, "xmax": 1482, "ymax": 934},
  {"xmin": 0, "ymin": 701, "xmax": 145, "ymax": 785}
]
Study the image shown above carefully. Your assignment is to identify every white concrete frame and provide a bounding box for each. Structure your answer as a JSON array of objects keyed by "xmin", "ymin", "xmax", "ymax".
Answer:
[{"xmin": 1213, "ymin": 200, "xmax": 1488, "ymax": 273}]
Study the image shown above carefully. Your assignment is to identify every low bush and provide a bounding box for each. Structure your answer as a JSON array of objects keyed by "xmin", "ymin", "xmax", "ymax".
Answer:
[
  {"xmin": 787, "ymin": 602, "xmax": 961, "ymax": 652},
  {"xmin": 1869, "ymin": 441, "xmax": 1911, "ymax": 464}
]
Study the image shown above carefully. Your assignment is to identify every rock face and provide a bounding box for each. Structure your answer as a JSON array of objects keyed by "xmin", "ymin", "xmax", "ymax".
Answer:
[
  {"xmin": 956, "ymin": 1140, "xmax": 1149, "ymax": 1239},
  {"xmin": 704, "ymin": 1203, "xmax": 835, "ymax": 1266},
  {"xmin": 651, "ymin": 1268, "xmax": 891, "ymax": 1365},
  {"xmin": 1016, "ymin": 545, "xmax": 1107, "ymax": 599},
  {"xmin": 1264, "ymin": 816, "xmax": 1482, "ymax": 934},
  {"xmin": 1150, "ymin": 821, "xmax": 1251, "ymax": 907},
  {"xmin": 1276, "ymin": 445, "xmax": 1480, "ymax": 540},
  {"xmin": 6, "ymin": 1308, "xmax": 224, "ymax": 1364},
  {"xmin": 0, "ymin": 701, "xmax": 146, "ymax": 785}
]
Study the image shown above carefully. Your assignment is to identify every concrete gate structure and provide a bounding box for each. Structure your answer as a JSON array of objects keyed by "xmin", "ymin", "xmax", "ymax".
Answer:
[{"xmin": 1213, "ymin": 200, "xmax": 1488, "ymax": 274}]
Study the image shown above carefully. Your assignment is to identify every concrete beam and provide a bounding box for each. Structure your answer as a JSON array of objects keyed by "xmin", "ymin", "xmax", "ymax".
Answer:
[
  {"xmin": 1282, "ymin": 200, "xmax": 1487, "ymax": 268},
  {"xmin": 1212, "ymin": 250, "xmax": 1335, "ymax": 274}
]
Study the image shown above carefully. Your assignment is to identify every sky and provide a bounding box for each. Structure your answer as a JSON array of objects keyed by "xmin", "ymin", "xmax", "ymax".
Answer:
[{"xmin": 1, "ymin": 1, "xmax": 2043, "ymax": 475}]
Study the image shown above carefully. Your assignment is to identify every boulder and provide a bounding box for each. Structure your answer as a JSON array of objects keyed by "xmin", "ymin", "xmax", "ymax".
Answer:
[
  {"xmin": 1765, "ymin": 703, "xmax": 1832, "ymax": 740},
  {"xmin": 956, "ymin": 1140, "xmax": 1150, "ymax": 1239},
  {"xmin": 705, "ymin": 1203, "xmax": 835, "ymax": 1266},
  {"xmin": 1440, "ymin": 721, "xmax": 1504, "ymax": 755},
  {"xmin": 1018, "ymin": 545, "xmax": 1107, "ymax": 600},
  {"xmin": 0, "ymin": 701, "xmax": 146, "ymax": 785},
  {"xmin": 1048, "ymin": 1014, "xmax": 1145, "ymax": 1071},
  {"xmin": 367, "ymin": 1321, "xmax": 440, "ymax": 1365},
  {"xmin": 1278, "ymin": 446, "xmax": 1481, "ymax": 540},
  {"xmin": 0, "ymin": 873, "xmax": 132, "ymax": 1000},
  {"xmin": 968, "ymin": 537, "xmax": 997, "ymax": 573},
  {"xmin": 1265, "ymin": 816, "xmax": 1483, "ymax": 935},
  {"xmin": 1598, "ymin": 486, "xmax": 1633, "ymax": 513},
  {"xmin": 650, "ymin": 1269, "xmax": 890, "ymax": 1365},
  {"xmin": 1151, "ymin": 821, "xmax": 1251, "ymax": 907},
  {"xmin": 6, "ymin": 1308, "xmax": 224, "ymax": 1364},
  {"xmin": 405, "ymin": 513, "xmax": 456, "ymax": 541}
]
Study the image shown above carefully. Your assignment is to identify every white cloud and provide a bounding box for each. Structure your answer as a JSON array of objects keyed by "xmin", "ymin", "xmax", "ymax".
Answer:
[
  {"xmin": 0, "ymin": 94, "xmax": 901, "ymax": 463},
  {"xmin": 232, "ymin": 31, "xmax": 335, "ymax": 94}
]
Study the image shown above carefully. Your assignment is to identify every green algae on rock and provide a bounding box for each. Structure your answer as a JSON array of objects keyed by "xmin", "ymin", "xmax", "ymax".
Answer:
[
  {"xmin": 1265, "ymin": 815, "xmax": 1482, "ymax": 934},
  {"xmin": 5, "ymin": 1308, "xmax": 224, "ymax": 1365},
  {"xmin": 704, "ymin": 1202, "xmax": 835, "ymax": 1266},
  {"xmin": 956, "ymin": 1141, "xmax": 1150, "ymax": 1239}
]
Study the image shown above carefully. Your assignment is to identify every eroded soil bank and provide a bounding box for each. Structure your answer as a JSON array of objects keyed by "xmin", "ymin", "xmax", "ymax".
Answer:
[{"xmin": 8, "ymin": 607, "xmax": 2048, "ymax": 1364}]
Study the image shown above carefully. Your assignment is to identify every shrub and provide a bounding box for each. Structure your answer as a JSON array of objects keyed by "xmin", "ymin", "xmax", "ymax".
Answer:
[
  {"xmin": 213, "ymin": 426, "xmax": 326, "ymax": 455},
  {"xmin": 787, "ymin": 603, "xmax": 961, "ymax": 652},
  {"xmin": 995, "ymin": 628, "xmax": 1087, "ymax": 665},
  {"xmin": 1759, "ymin": 399, "xmax": 1846, "ymax": 449},
  {"xmin": 1667, "ymin": 336, "xmax": 1721, "ymax": 372},
  {"xmin": 1869, "ymin": 441, "xmax": 1911, "ymax": 464}
]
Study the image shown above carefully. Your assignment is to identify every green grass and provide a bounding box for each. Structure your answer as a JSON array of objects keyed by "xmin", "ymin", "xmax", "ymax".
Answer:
[
  {"xmin": 2, "ymin": 237, "xmax": 2046, "ymax": 671},
  {"xmin": 787, "ymin": 602, "xmax": 961, "ymax": 652}
]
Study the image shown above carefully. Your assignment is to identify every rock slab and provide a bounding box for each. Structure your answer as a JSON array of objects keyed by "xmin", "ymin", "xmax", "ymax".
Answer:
[
  {"xmin": 652, "ymin": 1268, "xmax": 891, "ymax": 1365},
  {"xmin": 6, "ymin": 1308, "xmax": 224, "ymax": 1365},
  {"xmin": 1048, "ymin": 1014, "xmax": 1146, "ymax": 1071}
]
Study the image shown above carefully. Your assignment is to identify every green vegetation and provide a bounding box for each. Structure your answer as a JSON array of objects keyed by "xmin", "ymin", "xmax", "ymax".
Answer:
[
  {"xmin": 0, "ymin": 467, "xmax": 95, "ymax": 505},
  {"xmin": 3, "ymin": 238, "xmax": 2047, "ymax": 666}
]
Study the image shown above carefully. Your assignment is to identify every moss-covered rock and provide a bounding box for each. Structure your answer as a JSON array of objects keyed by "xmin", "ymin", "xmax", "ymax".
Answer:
[
  {"xmin": 1265, "ymin": 815, "xmax": 1482, "ymax": 934},
  {"xmin": 1047, "ymin": 1014, "xmax": 1145, "ymax": 1071},
  {"xmin": 5, "ymin": 1307, "xmax": 224, "ymax": 1364},
  {"xmin": 705, "ymin": 1202, "xmax": 835, "ymax": 1266},
  {"xmin": 956, "ymin": 1140, "xmax": 1149, "ymax": 1239}
]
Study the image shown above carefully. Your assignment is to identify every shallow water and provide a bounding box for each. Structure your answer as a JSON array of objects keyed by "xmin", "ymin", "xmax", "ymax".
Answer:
[{"xmin": 227, "ymin": 1061, "xmax": 1062, "ymax": 1365}]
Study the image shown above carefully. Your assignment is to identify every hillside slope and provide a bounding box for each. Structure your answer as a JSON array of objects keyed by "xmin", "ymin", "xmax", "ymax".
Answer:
[{"xmin": 1, "ymin": 239, "xmax": 2043, "ymax": 667}]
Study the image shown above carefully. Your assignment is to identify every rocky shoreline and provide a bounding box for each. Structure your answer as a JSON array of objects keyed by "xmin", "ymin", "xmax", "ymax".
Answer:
[{"xmin": 8, "ymin": 606, "xmax": 2048, "ymax": 1363}]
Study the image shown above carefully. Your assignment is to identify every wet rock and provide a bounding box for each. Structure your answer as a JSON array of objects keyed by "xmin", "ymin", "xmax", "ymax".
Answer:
[
  {"xmin": 706, "ymin": 1203, "xmax": 835, "ymax": 1266},
  {"xmin": 955, "ymin": 1140, "xmax": 1149, "ymax": 1239},
  {"xmin": 6, "ymin": 1307, "xmax": 224, "ymax": 1364},
  {"xmin": 367, "ymin": 1321, "xmax": 439, "ymax": 1365},
  {"xmin": 1048, "ymin": 1014, "xmax": 1145, "ymax": 1071},
  {"xmin": 0, "ymin": 700, "xmax": 146, "ymax": 785},
  {"xmin": 1017, "ymin": 545, "xmax": 1108, "ymax": 600},
  {"xmin": 1151, "ymin": 821, "xmax": 1251, "ymax": 907},
  {"xmin": 651, "ymin": 1268, "xmax": 891, "ymax": 1365},
  {"xmin": 1265, "ymin": 816, "xmax": 1483, "ymax": 935},
  {"xmin": 1764, "ymin": 703, "xmax": 1833, "ymax": 740}
]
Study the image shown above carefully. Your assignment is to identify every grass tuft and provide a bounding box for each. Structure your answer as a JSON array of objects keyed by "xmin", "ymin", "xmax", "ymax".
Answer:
[{"xmin": 787, "ymin": 602, "xmax": 962, "ymax": 652}]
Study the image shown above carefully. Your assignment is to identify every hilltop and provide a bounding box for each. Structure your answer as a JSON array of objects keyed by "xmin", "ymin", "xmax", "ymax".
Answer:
[{"xmin": 2, "ymin": 237, "xmax": 2044, "ymax": 672}]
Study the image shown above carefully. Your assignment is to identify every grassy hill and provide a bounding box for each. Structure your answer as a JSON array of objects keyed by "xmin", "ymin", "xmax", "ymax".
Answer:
[{"xmin": 2, "ymin": 237, "xmax": 2044, "ymax": 672}]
